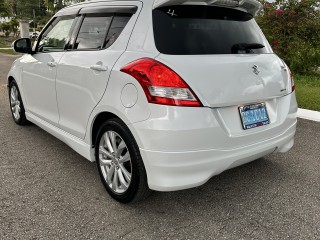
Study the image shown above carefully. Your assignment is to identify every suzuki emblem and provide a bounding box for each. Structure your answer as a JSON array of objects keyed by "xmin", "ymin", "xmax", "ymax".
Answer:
[{"xmin": 252, "ymin": 65, "xmax": 260, "ymax": 75}]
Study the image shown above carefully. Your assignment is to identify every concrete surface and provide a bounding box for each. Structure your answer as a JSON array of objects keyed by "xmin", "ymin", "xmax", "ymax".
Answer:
[
  {"xmin": 0, "ymin": 53, "xmax": 319, "ymax": 239},
  {"xmin": 298, "ymin": 108, "xmax": 320, "ymax": 122}
]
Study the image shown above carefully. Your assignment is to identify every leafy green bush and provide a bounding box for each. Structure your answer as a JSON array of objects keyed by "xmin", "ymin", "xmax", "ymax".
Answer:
[
  {"xmin": 256, "ymin": 0, "xmax": 320, "ymax": 74},
  {"xmin": 0, "ymin": 22, "xmax": 12, "ymax": 37},
  {"xmin": 0, "ymin": 18, "xmax": 19, "ymax": 38}
]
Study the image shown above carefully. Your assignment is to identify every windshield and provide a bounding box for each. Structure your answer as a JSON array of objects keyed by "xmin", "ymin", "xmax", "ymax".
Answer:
[{"xmin": 153, "ymin": 5, "xmax": 271, "ymax": 55}]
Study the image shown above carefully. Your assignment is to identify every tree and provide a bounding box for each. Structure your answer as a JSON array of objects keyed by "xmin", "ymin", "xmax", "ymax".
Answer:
[
  {"xmin": 1, "ymin": 22, "xmax": 12, "ymax": 37},
  {"xmin": 39, "ymin": 0, "xmax": 47, "ymax": 17},
  {"xmin": 0, "ymin": 18, "xmax": 19, "ymax": 37},
  {"xmin": 9, "ymin": 0, "xmax": 46, "ymax": 19},
  {"xmin": 0, "ymin": 0, "xmax": 10, "ymax": 17},
  {"xmin": 44, "ymin": 0, "xmax": 55, "ymax": 13},
  {"xmin": 45, "ymin": 0, "xmax": 86, "ymax": 14},
  {"xmin": 5, "ymin": 0, "xmax": 50, "ymax": 37},
  {"xmin": 257, "ymin": 0, "xmax": 320, "ymax": 74},
  {"xmin": 10, "ymin": 17, "xmax": 19, "ymax": 37},
  {"xmin": 3, "ymin": 0, "xmax": 86, "ymax": 37}
]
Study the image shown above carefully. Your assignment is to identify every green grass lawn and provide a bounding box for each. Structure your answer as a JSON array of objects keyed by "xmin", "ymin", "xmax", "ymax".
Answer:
[
  {"xmin": 0, "ymin": 43, "xmax": 19, "ymax": 55},
  {"xmin": 0, "ymin": 36, "xmax": 17, "ymax": 55},
  {"xmin": 0, "ymin": 48, "xmax": 18, "ymax": 55},
  {"xmin": 0, "ymin": 44, "xmax": 9, "ymax": 48},
  {"xmin": 0, "ymin": 36, "xmax": 15, "ymax": 46},
  {"xmin": 295, "ymin": 74, "xmax": 320, "ymax": 111}
]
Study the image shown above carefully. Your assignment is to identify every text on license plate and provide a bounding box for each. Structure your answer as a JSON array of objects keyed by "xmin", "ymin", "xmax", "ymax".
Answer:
[{"xmin": 239, "ymin": 103, "xmax": 270, "ymax": 130}]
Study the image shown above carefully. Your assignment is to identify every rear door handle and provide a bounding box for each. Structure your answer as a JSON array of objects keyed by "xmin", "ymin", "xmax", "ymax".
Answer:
[
  {"xmin": 47, "ymin": 61, "xmax": 57, "ymax": 67},
  {"xmin": 90, "ymin": 65, "xmax": 108, "ymax": 72}
]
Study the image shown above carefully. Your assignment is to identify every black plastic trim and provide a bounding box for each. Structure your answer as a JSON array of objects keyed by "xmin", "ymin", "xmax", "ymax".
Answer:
[{"xmin": 55, "ymin": 8, "xmax": 81, "ymax": 17}]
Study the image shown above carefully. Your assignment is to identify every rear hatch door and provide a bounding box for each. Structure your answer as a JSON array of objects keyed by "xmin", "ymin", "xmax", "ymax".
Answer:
[
  {"xmin": 156, "ymin": 54, "xmax": 289, "ymax": 107},
  {"xmin": 152, "ymin": 5, "xmax": 290, "ymax": 107}
]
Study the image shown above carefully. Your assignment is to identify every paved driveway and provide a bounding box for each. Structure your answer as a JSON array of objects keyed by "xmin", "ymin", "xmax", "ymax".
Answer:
[{"xmin": 0, "ymin": 53, "xmax": 319, "ymax": 239}]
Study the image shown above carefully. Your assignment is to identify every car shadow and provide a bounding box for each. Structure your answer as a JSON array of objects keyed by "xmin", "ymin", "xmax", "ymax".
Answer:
[{"xmin": 127, "ymin": 155, "xmax": 286, "ymax": 209}]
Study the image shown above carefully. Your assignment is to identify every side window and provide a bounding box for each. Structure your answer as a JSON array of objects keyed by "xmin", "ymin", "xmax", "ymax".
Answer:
[
  {"xmin": 75, "ymin": 15, "xmax": 112, "ymax": 50},
  {"xmin": 104, "ymin": 15, "xmax": 131, "ymax": 49},
  {"xmin": 38, "ymin": 18, "xmax": 74, "ymax": 52}
]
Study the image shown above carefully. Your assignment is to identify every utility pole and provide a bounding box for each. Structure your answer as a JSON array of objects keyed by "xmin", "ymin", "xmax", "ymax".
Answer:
[{"xmin": 33, "ymin": 9, "xmax": 36, "ymax": 32}]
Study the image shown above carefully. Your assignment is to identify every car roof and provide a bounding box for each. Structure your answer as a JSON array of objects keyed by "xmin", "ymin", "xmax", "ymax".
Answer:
[
  {"xmin": 62, "ymin": 0, "xmax": 144, "ymax": 9},
  {"xmin": 57, "ymin": 0, "xmax": 262, "ymax": 17},
  {"xmin": 56, "ymin": 0, "xmax": 144, "ymax": 17}
]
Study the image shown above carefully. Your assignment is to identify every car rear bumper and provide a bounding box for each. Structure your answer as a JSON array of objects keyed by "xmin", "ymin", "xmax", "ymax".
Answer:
[
  {"xmin": 140, "ymin": 120, "xmax": 296, "ymax": 191},
  {"xmin": 130, "ymin": 93, "xmax": 297, "ymax": 191}
]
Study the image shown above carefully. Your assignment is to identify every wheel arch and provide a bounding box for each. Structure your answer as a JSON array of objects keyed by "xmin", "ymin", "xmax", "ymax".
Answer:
[
  {"xmin": 90, "ymin": 110, "xmax": 144, "ymax": 152},
  {"xmin": 91, "ymin": 111, "xmax": 122, "ymax": 148},
  {"xmin": 7, "ymin": 75, "xmax": 27, "ymax": 109},
  {"xmin": 8, "ymin": 76, "xmax": 15, "ymax": 85},
  {"xmin": 7, "ymin": 75, "xmax": 29, "ymax": 125}
]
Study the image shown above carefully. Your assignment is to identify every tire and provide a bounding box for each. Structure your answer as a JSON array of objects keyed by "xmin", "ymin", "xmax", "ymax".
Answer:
[
  {"xmin": 8, "ymin": 80, "xmax": 28, "ymax": 125},
  {"xmin": 95, "ymin": 118, "xmax": 151, "ymax": 203}
]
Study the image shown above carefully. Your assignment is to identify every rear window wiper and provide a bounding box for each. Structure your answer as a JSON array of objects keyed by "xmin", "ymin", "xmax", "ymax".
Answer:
[{"xmin": 231, "ymin": 43, "xmax": 265, "ymax": 54}]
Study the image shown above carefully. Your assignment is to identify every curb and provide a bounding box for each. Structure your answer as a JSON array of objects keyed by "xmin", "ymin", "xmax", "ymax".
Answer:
[{"xmin": 298, "ymin": 108, "xmax": 320, "ymax": 122}]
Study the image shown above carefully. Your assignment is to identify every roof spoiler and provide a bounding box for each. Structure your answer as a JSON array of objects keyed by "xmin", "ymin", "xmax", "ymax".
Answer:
[{"xmin": 153, "ymin": 0, "xmax": 263, "ymax": 16}]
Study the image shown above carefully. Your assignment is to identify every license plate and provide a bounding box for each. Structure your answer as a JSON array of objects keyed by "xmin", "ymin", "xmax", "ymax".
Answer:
[{"xmin": 239, "ymin": 103, "xmax": 270, "ymax": 130}]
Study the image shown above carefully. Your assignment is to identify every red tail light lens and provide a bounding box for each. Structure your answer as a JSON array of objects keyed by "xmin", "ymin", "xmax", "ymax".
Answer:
[
  {"xmin": 120, "ymin": 58, "xmax": 202, "ymax": 107},
  {"xmin": 290, "ymin": 70, "xmax": 295, "ymax": 92}
]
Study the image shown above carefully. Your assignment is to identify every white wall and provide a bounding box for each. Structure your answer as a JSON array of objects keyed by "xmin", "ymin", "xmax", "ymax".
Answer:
[{"xmin": 0, "ymin": 17, "xmax": 11, "ymax": 23}]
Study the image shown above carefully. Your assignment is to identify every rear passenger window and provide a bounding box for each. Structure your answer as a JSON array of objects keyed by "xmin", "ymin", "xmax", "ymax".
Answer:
[
  {"xmin": 104, "ymin": 15, "xmax": 131, "ymax": 49},
  {"xmin": 75, "ymin": 16, "xmax": 112, "ymax": 49},
  {"xmin": 74, "ymin": 12, "xmax": 132, "ymax": 50}
]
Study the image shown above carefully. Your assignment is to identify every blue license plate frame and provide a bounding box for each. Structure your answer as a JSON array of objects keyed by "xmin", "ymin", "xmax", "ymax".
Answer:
[{"xmin": 239, "ymin": 103, "xmax": 270, "ymax": 130}]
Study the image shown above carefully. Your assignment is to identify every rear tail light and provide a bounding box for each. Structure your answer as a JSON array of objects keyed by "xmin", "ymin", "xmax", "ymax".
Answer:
[
  {"xmin": 281, "ymin": 59, "xmax": 295, "ymax": 93},
  {"xmin": 290, "ymin": 69, "xmax": 295, "ymax": 92},
  {"xmin": 121, "ymin": 58, "xmax": 202, "ymax": 107}
]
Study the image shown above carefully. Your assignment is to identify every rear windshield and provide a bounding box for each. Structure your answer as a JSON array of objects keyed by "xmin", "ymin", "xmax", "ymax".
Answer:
[{"xmin": 153, "ymin": 5, "xmax": 270, "ymax": 55}]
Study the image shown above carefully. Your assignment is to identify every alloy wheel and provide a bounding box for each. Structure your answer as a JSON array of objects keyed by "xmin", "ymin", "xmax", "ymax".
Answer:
[
  {"xmin": 10, "ymin": 85, "xmax": 21, "ymax": 121},
  {"xmin": 98, "ymin": 131, "xmax": 132, "ymax": 194}
]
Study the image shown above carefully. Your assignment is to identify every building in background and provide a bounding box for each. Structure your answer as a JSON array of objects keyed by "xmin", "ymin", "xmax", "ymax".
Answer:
[{"xmin": 0, "ymin": 17, "xmax": 11, "ymax": 23}]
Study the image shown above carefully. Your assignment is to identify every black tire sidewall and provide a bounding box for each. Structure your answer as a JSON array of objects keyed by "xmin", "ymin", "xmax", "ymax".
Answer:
[{"xmin": 95, "ymin": 119, "xmax": 144, "ymax": 203}]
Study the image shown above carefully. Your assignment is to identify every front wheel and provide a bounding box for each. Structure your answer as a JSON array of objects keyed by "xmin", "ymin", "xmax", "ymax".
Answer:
[
  {"xmin": 8, "ymin": 80, "xmax": 28, "ymax": 125},
  {"xmin": 95, "ymin": 118, "xmax": 151, "ymax": 203}
]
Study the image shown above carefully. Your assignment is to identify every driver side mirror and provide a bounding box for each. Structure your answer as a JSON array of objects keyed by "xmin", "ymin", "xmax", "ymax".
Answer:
[{"xmin": 12, "ymin": 38, "xmax": 33, "ymax": 54}]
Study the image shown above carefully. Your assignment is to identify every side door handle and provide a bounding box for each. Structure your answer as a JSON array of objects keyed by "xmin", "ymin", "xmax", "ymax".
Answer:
[
  {"xmin": 90, "ymin": 64, "xmax": 108, "ymax": 72},
  {"xmin": 47, "ymin": 61, "xmax": 57, "ymax": 67}
]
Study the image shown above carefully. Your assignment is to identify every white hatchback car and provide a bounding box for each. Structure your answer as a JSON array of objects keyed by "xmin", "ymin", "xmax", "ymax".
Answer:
[{"xmin": 8, "ymin": 0, "xmax": 297, "ymax": 203}]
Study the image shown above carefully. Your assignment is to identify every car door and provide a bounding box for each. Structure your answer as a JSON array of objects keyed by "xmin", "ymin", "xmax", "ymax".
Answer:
[
  {"xmin": 56, "ymin": 6, "xmax": 136, "ymax": 139},
  {"xmin": 22, "ymin": 16, "xmax": 76, "ymax": 126}
]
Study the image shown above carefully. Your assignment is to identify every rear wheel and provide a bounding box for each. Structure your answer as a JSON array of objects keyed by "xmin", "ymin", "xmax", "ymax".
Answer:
[
  {"xmin": 9, "ymin": 80, "xmax": 28, "ymax": 125},
  {"xmin": 95, "ymin": 118, "xmax": 151, "ymax": 203}
]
